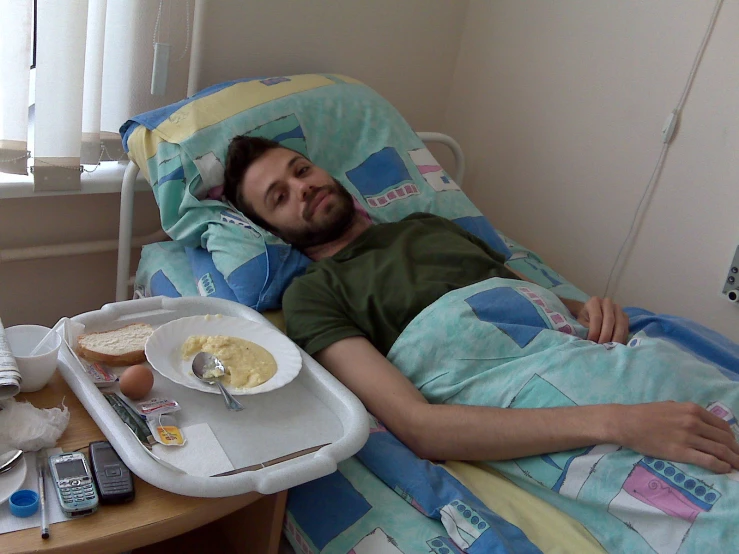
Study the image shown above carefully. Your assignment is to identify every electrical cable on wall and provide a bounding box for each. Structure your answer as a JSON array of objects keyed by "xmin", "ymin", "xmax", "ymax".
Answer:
[{"xmin": 603, "ymin": 0, "xmax": 724, "ymax": 298}]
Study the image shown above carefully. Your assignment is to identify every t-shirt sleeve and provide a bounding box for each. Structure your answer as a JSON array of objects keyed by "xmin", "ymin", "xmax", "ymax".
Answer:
[{"xmin": 282, "ymin": 274, "xmax": 366, "ymax": 356}]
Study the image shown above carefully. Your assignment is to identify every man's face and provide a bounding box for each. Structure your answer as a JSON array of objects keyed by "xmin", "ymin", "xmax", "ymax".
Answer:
[{"xmin": 240, "ymin": 147, "xmax": 356, "ymax": 248}]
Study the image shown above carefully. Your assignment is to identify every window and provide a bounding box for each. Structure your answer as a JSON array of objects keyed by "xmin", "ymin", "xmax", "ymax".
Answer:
[{"xmin": 0, "ymin": 0, "xmax": 192, "ymax": 193}]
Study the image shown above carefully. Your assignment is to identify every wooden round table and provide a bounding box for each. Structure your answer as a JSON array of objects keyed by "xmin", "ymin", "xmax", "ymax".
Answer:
[{"xmin": 4, "ymin": 373, "xmax": 287, "ymax": 554}]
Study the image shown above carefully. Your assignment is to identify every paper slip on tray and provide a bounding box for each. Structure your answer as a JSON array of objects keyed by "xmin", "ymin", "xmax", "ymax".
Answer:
[{"xmin": 57, "ymin": 296, "xmax": 368, "ymax": 498}]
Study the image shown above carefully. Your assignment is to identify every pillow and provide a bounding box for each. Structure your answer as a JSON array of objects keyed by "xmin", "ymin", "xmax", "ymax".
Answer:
[
  {"xmin": 134, "ymin": 242, "xmax": 241, "ymax": 302},
  {"xmin": 134, "ymin": 242, "xmax": 197, "ymax": 298},
  {"xmin": 122, "ymin": 74, "xmax": 510, "ymax": 310},
  {"xmin": 184, "ymin": 246, "xmax": 240, "ymax": 302}
]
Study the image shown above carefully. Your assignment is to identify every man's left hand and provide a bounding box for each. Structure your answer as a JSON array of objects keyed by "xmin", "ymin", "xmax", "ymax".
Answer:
[{"xmin": 575, "ymin": 296, "xmax": 629, "ymax": 344}]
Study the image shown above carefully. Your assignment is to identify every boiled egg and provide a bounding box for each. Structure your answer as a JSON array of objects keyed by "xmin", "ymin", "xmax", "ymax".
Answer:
[{"xmin": 119, "ymin": 364, "xmax": 154, "ymax": 400}]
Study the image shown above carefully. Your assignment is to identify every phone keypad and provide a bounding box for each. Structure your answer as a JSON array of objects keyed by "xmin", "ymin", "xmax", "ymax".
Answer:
[
  {"xmin": 99, "ymin": 478, "xmax": 130, "ymax": 493},
  {"xmin": 96, "ymin": 464, "xmax": 133, "ymax": 498},
  {"xmin": 61, "ymin": 483, "xmax": 96, "ymax": 505}
]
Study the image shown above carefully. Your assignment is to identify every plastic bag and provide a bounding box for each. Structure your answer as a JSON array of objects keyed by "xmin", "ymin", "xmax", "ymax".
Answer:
[{"xmin": 0, "ymin": 398, "xmax": 70, "ymax": 451}]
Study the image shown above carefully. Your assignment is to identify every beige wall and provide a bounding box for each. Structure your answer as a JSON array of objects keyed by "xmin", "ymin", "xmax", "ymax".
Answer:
[
  {"xmin": 0, "ymin": 1, "xmax": 469, "ymax": 326},
  {"xmin": 446, "ymin": 0, "xmax": 739, "ymax": 341},
  {"xmin": 0, "ymin": 192, "xmax": 161, "ymax": 327},
  {"xmin": 195, "ymin": 0, "xmax": 469, "ymax": 132},
  {"xmin": 13, "ymin": 0, "xmax": 733, "ymax": 342}
]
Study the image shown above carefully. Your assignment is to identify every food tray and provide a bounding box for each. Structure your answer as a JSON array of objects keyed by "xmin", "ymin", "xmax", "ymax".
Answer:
[{"xmin": 57, "ymin": 296, "xmax": 369, "ymax": 497}]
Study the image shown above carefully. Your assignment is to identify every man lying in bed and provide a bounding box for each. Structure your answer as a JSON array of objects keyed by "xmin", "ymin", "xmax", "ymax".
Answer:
[{"xmin": 224, "ymin": 136, "xmax": 739, "ymax": 551}]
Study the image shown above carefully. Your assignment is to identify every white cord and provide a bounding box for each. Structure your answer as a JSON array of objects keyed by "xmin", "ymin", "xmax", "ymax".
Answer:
[
  {"xmin": 153, "ymin": 0, "xmax": 163, "ymax": 48},
  {"xmin": 175, "ymin": 0, "xmax": 191, "ymax": 62},
  {"xmin": 0, "ymin": 152, "xmax": 30, "ymax": 164},
  {"xmin": 602, "ymin": 143, "xmax": 669, "ymax": 297},
  {"xmin": 675, "ymin": 0, "xmax": 724, "ymax": 115},
  {"xmin": 602, "ymin": 0, "xmax": 724, "ymax": 298},
  {"xmin": 153, "ymin": 0, "xmax": 191, "ymax": 63},
  {"xmin": 166, "ymin": 0, "xmax": 172, "ymax": 44},
  {"xmin": 28, "ymin": 144, "xmax": 126, "ymax": 176}
]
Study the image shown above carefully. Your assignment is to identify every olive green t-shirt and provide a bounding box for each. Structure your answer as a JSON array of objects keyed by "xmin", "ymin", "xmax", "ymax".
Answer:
[{"xmin": 282, "ymin": 213, "xmax": 518, "ymax": 356}]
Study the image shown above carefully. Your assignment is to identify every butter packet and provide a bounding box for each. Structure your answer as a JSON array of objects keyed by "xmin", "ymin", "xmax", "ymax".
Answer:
[
  {"xmin": 83, "ymin": 361, "xmax": 118, "ymax": 387},
  {"xmin": 147, "ymin": 413, "xmax": 186, "ymax": 447},
  {"xmin": 135, "ymin": 397, "xmax": 181, "ymax": 418}
]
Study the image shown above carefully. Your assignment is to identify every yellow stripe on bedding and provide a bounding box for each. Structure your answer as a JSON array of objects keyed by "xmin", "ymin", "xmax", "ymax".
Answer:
[
  {"xmin": 443, "ymin": 461, "xmax": 606, "ymax": 554},
  {"xmin": 126, "ymin": 125, "xmax": 160, "ymax": 182},
  {"xmin": 333, "ymin": 74, "xmax": 363, "ymax": 85},
  {"xmin": 154, "ymin": 74, "xmax": 336, "ymax": 144}
]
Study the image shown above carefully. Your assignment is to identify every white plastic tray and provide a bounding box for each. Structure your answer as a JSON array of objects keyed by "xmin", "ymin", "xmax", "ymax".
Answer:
[{"xmin": 57, "ymin": 296, "xmax": 369, "ymax": 497}]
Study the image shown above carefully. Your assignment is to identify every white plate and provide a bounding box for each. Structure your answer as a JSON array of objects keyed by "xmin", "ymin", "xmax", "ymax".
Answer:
[
  {"xmin": 145, "ymin": 315, "xmax": 302, "ymax": 396},
  {"xmin": 0, "ymin": 454, "xmax": 27, "ymax": 505}
]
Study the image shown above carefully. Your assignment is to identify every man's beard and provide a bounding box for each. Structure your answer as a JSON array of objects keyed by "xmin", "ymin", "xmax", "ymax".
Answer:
[{"xmin": 277, "ymin": 179, "xmax": 356, "ymax": 249}]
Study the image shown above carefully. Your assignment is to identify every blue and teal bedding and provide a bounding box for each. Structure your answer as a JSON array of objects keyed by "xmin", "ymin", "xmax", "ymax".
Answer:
[
  {"xmin": 286, "ymin": 415, "xmax": 540, "ymax": 554},
  {"xmin": 134, "ymin": 230, "xmax": 587, "ymax": 304},
  {"xmin": 124, "ymin": 72, "xmax": 739, "ymax": 553},
  {"xmin": 388, "ymin": 277, "xmax": 739, "ymax": 553},
  {"xmin": 136, "ymin": 240, "xmax": 739, "ymax": 553},
  {"xmin": 135, "ymin": 235, "xmax": 613, "ymax": 554}
]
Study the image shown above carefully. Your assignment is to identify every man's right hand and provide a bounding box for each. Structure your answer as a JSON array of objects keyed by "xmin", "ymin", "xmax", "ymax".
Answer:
[{"xmin": 612, "ymin": 401, "xmax": 739, "ymax": 473}]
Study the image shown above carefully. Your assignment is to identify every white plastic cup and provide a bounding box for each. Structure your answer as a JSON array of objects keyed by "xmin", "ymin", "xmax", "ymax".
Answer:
[{"xmin": 5, "ymin": 325, "xmax": 62, "ymax": 392}]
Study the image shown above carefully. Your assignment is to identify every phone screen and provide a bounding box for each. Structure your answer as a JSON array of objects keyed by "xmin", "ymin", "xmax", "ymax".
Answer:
[
  {"xmin": 55, "ymin": 459, "xmax": 87, "ymax": 479},
  {"xmin": 95, "ymin": 445, "xmax": 119, "ymax": 465}
]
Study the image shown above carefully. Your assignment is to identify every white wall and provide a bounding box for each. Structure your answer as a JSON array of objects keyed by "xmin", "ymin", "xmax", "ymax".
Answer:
[
  {"xmin": 19, "ymin": 0, "xmax": 737, "ymax": 341},
  {"xmin": 0, "ymin": 1, "xmax": 469, "ymax": 326},
  {"xmin": 0, "ymin": 192, "xmax": 160, "ymax": 327},
  {"xmin": 446, "ymin": 0, "xmax": 739, "ymax": 341},
  {"xmin": 0, "ymin": 0, "xmax": 194, "ymax": 327},
  {"xmin": 195, "ymin": 0, "xmax": 469, "ymax": 132}
]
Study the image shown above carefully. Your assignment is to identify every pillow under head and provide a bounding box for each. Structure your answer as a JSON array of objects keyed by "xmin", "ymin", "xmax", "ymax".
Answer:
[{"xmin": 122, "ymin": 74, "xmax": 509, "ymax": 310}]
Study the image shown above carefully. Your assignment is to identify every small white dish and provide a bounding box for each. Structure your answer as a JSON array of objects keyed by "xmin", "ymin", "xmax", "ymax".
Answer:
[
  {"xmin": 0, "ymin": 454, "xmax": 28, "ymax": 505},
  {"xmin": 5, "ymin": 325, "xmax": 62, "ymax": 392},
  {"xmin": 145, "ymin": 315, "xmax": 302, "ymax": 396}
]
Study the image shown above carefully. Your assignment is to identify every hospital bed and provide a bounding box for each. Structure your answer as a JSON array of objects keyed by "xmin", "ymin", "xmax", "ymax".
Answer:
[{"xmin": 113, "ymin": 74, "xmax": 612, "ymax": 553}]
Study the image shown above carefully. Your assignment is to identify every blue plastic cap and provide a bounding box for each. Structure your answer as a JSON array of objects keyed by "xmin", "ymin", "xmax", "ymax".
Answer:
[{"xmin": 9, "ymin": 489, "xmax": 39, "ymax": 518}]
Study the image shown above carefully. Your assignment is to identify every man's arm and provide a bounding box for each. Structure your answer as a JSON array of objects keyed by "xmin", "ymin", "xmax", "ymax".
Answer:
[
  {"xmin": 507, "ymin": 267, "xmax": 629, "ymax": 344},
  {"xmin": 317, "ymin": 336, "xmax": 739, "ymax": 473}
]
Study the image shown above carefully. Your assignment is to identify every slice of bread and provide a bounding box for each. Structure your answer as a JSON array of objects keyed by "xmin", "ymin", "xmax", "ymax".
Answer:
[{"xmin": 76, "ymin": 323, "xmax": 153, "ymax": 366}]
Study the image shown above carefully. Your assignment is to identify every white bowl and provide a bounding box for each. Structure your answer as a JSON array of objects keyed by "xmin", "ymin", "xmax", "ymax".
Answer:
[
  {"xmin": 5, "ymin": 325, "xmax": 62, "ymax": 392},
  {"xmin": 145, "ymin": 315, "xmax": 302, "ymax": 396}
]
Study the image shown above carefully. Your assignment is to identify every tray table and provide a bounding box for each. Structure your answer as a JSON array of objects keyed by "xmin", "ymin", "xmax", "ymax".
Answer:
[{"xmin": 57, "ymin": 296, "xmax": 368, "ymax": 497}]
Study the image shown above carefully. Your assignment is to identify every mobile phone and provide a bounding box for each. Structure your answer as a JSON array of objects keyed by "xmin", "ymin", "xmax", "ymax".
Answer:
[
  {"xmin": 48, "ymin": 452, "xmax": 99, "ymax": 517},
  {"xmin": 88, "ymin": 441, "xmax": 135, "ymax": 504}
]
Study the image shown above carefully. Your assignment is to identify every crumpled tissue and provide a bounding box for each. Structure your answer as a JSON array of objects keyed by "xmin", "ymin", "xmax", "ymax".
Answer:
[{"xmin": 0, "ymin": 398, "xmax": 69, "ymax": 452}]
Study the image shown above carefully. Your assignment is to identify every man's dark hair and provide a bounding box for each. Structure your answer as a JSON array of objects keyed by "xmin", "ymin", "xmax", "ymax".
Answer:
[{"xmin": 223, "ymin": 135, "xmax": 285, "ymax": 232}]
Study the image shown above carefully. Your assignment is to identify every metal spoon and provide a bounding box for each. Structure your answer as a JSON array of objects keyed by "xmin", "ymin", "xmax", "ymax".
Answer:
[
  {"xmin": 191, "ymin": 352, "xmax": 243, "ymax": 411},
  {"xmin": 0, "ymin": 449, "xmax": 23, "ymax": 474}
]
